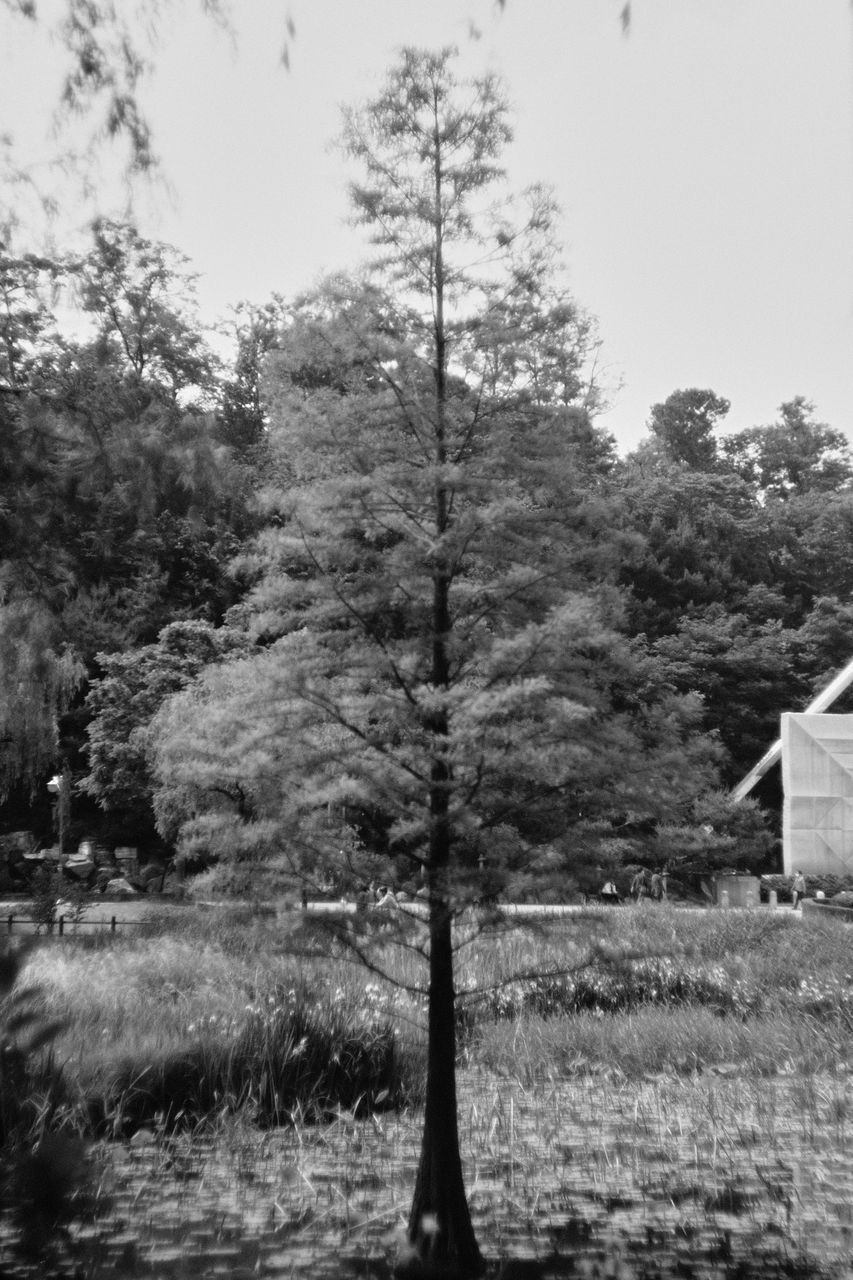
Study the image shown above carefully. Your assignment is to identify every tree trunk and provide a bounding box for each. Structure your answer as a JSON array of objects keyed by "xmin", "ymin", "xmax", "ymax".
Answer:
[
  {"xmin": 406, "ymin": 896, "xmax": 483, "ymax": 1276},
  {"xmin": 407, "ymin": 554, "xmax": 482, "ymax": 1270},
  {"xmin": 403, "ymin": 92, "xmax": 483, "ymax": 1277}
]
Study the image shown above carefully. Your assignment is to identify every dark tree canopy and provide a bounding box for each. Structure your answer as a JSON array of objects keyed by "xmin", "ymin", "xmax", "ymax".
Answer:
[{"xmin": 646, "ymin": 388, "xmax": 731, "ymax": 470}]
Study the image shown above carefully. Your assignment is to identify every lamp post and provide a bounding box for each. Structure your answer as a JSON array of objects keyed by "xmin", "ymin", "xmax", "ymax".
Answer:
[{"xmin": 47, "ymin": 771, "xmax": 70, "ymax": 858}]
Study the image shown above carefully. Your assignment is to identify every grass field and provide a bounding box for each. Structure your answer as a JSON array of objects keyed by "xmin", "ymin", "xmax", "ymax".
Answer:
[{"xmin": 2, "ymin": 901, "xmax": 853, "ymax": 1277}]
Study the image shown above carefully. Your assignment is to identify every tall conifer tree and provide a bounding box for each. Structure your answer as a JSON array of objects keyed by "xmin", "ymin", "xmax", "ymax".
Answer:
[{"xmin": 154, "ymin": 48, "xmax": 716, "ymax": 1273}]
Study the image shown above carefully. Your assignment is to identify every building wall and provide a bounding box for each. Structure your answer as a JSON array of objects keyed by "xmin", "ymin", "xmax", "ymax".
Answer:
[{"xmin": 782, "ymin": 713, "xmax": 853, "ymax": 876}]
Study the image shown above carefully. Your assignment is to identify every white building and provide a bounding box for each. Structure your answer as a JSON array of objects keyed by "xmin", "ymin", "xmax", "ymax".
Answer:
[{"xmin": 782, "ymin": 713, "xmax": 853, "ymax": 877}]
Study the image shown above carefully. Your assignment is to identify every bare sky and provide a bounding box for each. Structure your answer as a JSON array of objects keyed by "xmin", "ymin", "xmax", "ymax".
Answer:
[{"xmin": 2, "ymin": 0, "xmax": 852, "ymax": 452}]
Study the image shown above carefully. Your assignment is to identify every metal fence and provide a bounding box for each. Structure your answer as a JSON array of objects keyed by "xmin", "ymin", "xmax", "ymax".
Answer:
[{"xmin": 5, "ymin": 913, "xmax": 150, "ymax": 935}]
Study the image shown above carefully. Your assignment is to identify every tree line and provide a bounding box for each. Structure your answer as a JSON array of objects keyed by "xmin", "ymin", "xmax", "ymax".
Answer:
[{"xmin": 3, "ymin": 229, "xmax": 850, "ymax": 886}]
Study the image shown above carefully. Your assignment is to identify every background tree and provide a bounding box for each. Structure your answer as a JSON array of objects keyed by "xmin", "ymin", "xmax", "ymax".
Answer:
[
  {"xmin": 616, "ymin": 387, "xmax": 853, "ymax": 804},
  {"xmin": 81, "ymin": 620, "xmax": 244, "ymax": 848},
  {"xmin": 646, "ymin": 790, "xmax": 775, "ymax": 882},
  {"xmin": 642, "ymin": 387, "xmax": 730, "ymax": 471},
  {"xmin": 616, "ymin": 459, "xmax": 775, "ymax": 641},
  {"xmin": 721, "ymin": 398, "xmax": 853, "ymax": 500},
  {"xmin": 217, "ymin": 297, "xmax": 287, "ymax": 458},
  {"xmin": 0, "ymin": 219, "xmax": 255, "ymax": 837},
  {"xmin": 77, "ymin": 218, "xmax": 215, "ymax": 403}
]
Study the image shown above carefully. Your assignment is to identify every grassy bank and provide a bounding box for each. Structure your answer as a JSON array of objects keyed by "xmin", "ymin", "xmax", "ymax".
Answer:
[
  {"xmin": 14, "ymin": 901, "xmax": 853, "ymax": 1136},
  {"xmin": 4, "ymin": 901, "xmax": 853, "ymax": 1275}
]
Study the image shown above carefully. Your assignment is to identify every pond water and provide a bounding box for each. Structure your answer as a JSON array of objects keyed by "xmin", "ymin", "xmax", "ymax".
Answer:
[{"xmin": 2, "ymin": 1070, "xmax": 851, "ymax": 1278}]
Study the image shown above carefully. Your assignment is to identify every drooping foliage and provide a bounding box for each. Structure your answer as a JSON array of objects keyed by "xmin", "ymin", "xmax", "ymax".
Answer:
[
  {"xmin": 0, "ymin": 603, "xmax": 83, "ymax": 799},
  {"xmin": 0, "ymin": 218, "xmax": 255, "ymax": 823}
]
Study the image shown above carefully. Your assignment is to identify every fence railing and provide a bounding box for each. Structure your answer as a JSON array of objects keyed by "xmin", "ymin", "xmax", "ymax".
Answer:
[{"xmin": 6, "ymin": 914, "xmax": 149, "ymax": 935}]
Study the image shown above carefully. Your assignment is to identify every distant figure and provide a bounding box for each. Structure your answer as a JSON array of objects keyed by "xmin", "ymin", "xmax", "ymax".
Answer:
[
  {"xmin": 661, "ymin": 869, "xmax": 669, "ymax": 901},
  {"xmin": 599, "ymin": 880, "xmax": 620, "ymax": 905},
  {"xmin": 375, "ymin": 885, "xmax": 398, "ymax": 909},
  {"xmin": 630, "ymin": 869, "xmax": 648, "ymax": 902},
  {"xmin": 650, "ymin": 871, "xmax": 663, "ymax": 902},
  {"xmin": 791, "ymin": 869, "xmax": 806, "ymax": 910}
]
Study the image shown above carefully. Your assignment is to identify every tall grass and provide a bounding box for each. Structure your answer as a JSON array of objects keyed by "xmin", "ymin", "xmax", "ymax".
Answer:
[
  {"xmin": 6, "ymin": 903, "xmax": 853, "ymax": 1277},
  {"xmin": 15, "ymin": 901, "xmax": 853, "ymax": 1138},
  {"xmin": 25, "ymin": 924, "xmax": 425, "ymax": 1136},
  {"xmin": 83, "ymin": 993, "xmax": 407, "ymax": 1136},
  {"xmin": 462, "ymin": 906, "xmax": 853, "ymax": 1084}
]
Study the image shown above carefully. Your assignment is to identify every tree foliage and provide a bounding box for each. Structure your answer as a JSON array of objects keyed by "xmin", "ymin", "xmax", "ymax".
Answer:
[
  {"xmin": 620, "ymin": 388, "xmax": 853, "ymax": 790},
  {"xmin": 645, "ymin": 387, "xmax": 730, "ymax": 470},
  {"xmin": 721, "ymin": 398, "xmax": 853, "ymax": 500},
  {"xmin": 77, "ymin": 218, "xmax": 215, "ymax": 402},
  {"xmin": 83, "ymin": 620, "xmax": 244, "ymax": 830},
  {"xmin": 0, "ymin": 603, "xmax": 83, "ymax": 799}
]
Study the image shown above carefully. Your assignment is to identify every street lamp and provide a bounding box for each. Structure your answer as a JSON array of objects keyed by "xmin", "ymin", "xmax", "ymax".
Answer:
[{"xmin": 47, "ymin": 772, "xmax": 70, "ymax": 857}]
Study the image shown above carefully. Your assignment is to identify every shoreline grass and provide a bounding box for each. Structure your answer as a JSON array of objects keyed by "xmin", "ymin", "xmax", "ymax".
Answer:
[
  {"xmin": 4, "ymin": 902, "xmax": 853, "ymax": 1275},
  {"xmin": 15, "ymin": 902, "xmax": 853, "ymax": 1138}
]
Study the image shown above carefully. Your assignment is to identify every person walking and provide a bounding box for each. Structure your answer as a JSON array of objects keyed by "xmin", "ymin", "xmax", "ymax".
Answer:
[
  {"xmin": 791, "ymin": 869, "xmax": 806, "ymax": 910},
  {"xmin": 649, "ymin": 871, "xmax": 662, "ymax": 902},
  {"xmin": 630, "ymin": 869, "xmax": 648, "ymax": 902}
]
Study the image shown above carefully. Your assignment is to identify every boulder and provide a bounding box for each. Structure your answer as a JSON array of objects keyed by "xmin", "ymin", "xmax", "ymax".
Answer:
[{"xmin": 105, "ymin": 877, "xmax": 138, "ymax": 897}]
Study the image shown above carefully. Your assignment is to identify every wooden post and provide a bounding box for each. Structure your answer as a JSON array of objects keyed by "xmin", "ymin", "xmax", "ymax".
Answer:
[{"xmin": 111, "ymin": 916, "xmax": 116, "ymax": 934}]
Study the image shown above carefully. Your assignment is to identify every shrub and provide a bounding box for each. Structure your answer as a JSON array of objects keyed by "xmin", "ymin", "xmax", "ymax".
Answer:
[{"xmin": 473, "ymin": 956, "xmax": 760, "ymax": 1022}]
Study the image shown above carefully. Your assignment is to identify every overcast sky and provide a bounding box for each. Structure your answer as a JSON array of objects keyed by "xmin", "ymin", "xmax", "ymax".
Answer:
[{"xmin": 2, "ymin": 0, "xmax": 852, "ymax": 452}]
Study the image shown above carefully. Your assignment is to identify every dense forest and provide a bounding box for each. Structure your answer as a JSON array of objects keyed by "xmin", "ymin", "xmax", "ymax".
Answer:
[{"xmin": 2, "ymin": 183, "xmax": 852, "ymax": 899}]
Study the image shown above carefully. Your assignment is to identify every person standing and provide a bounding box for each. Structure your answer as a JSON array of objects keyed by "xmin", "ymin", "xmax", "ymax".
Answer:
[
  {"xmin": 791, "ymin": 869, "xmax": 806, "ymax": 910},
  {"xmin": 649, "ymin": 871, "xmax": 662, "ymax": 902}
]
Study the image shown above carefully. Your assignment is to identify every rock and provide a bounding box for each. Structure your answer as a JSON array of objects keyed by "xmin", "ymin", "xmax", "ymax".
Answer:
[{"xmin": 105, "ymin": 877, "xmax": 138, "ymax": 896}]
